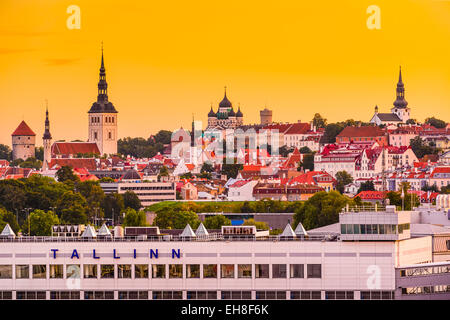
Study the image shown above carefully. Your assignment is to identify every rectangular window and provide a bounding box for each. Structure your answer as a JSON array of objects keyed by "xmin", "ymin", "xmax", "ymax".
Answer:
[
  {"xmin": 379, "ymin": 224, "xmax": 385, "ymax": 234},
  {"xmin": 135, "ymin": 265, "xmax": 149, "ymax": 278},
  {"xmin": 290, "ymin": 264, "xmax": 304, "ymax": 278},
  {"xmin": 0, "ymin": 265, "xmax": 12, "ymax": 279},
  {"xmin": 221, "ymin": 264, "xmax": 234, "ymax": 278},
  {"xmin": 152, "ymin": 265, "xmax": 165, "ymax": 278},
  {"xmin": 203, "ymin": 264, "xmax": 217, "ymax": 278},
  {"xmin": 238, "ymin": 264, "xmax": 252, "ymax": 278},
  {"xmin": 84, "ymin": 265, "xmax": 97, "ymax": 279},
  {"xmin": 15, "ymin": 265, "xmax": 29, "ymax": 279},
  {"xmin": 32, "ymin": 265, "xmax": 46, "ymax": 279},
  {"xmin": 186, "ymin": 264, "xmax": 200, "ymax": 278},
  {"xmin": 169, "ymin": 264, "xmax": 182, "ymax": 278},
  {"xmin": 118, "ymin": 265, "xmax": 132, "ymax": 278},
  {"xmin": 360, "ymin": 224, "xmax": 366, "ymax": 234},
  {"xmin": 66, "ymin": 265, "xmax": 80, "ymax": 279},
  {"xmin": 272, "ymin": 264, "xmax": 287, "ymax": 278},
  {"xmin": 255, "ymin": 264, "xmax": 269, "ymax": 278},
  {"xmin": 346, "ymin": 224, "xmax": 353, "ymax": 234},
  {"xmin": 353, "ymin": 224, "xmax": 360, "ymax": 234},
  {"xmin": 307, "ymin": 264, "xmax": 321, "ymax": 278},
  {"xmin": 100, "ymin": 265, "xmax": 115, "ymax": 278}
]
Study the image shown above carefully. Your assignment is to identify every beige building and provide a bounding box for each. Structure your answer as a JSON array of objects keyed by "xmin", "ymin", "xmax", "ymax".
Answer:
[
  {"xmin": 260, "ymin": 107, "xmax": 273, "ymax": 125},
  {"xmin": 11, "ymin": 121, "xmax": 36, "ymax": 161},
  {"xmin": 88, "ymin": 50, "xmax": 118, "ymax": 156}
]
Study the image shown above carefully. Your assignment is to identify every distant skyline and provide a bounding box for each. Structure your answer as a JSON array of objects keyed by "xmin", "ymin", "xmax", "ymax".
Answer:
[{"xmin": 1, "ymin": 0, "xmax": 450, "ymax": 146}]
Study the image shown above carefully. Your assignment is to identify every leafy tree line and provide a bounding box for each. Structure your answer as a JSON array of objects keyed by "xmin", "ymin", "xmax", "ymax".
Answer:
[
  {"xmin": 118, "ymin": 130, "xmax": 172, "ymax": 158},
  {"xmin": 0, "ymin": 166, "xmax": 144, "ymax": 235}
]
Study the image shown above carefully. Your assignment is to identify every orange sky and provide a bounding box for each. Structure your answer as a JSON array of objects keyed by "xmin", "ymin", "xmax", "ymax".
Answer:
[{"xmin": 0, "ymin": 0, "xmax": 449, "ymax": 146}]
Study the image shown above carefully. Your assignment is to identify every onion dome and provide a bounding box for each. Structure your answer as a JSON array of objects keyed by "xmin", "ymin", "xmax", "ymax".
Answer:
[
  {"xmin": 208, "ymin": 105, "xmax": 216, "ymax": 117},
  {"xmin": 236, "ymin": 106, "xmax": 243, "ymax": 117},
  {"xmin": 228, "ymin": 107, "xmax": 236, "ymax": 117},
  {"xmin": 219, "ymin": 87, "xmax": 232, "ymax": 109}
]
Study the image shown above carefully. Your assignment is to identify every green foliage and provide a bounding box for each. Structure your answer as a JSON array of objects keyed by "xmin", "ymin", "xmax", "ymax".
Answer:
[
  {"xmin": 118, "ymin": 131, "xmax": 172, "ymax": 158},
  {"xmin": 422, "ymin": 183, "xmax": 439, "ymax": 193},
  {"xmin": 153, "ymin": 209, "xmax": 200, "ymax": 229},
  {"xmin": 221, "ymin": 164, "xmax": 243, "ymax": 179},
  {"xmin": 299, "ymin": 146, "xmax": 312, "ymax": 154},
  {"xmin": 123, "ymin": 191, "xmax": 142, "ymax": 210},
  {"xmin": 10, "ymin": 158, "xmax": 24, "ymax": 167},
  {"xmin": 312, "ymin": 113, "xmax": 327, "ymax": 129},
  {"xmin": 386, "ymin": 183, "xmax": 420, "ymax": 210},
  {"xmin": 242, "ymin": 218, "xmax": 269, "ymax": 230},
  {"xmin": 357, "ymin": 180, "xmax": 375, "ymax": 194},
  {"xmin": 335, "ymin": 171, "xmax": 353, "ymax": 194},
  {"xmin": 180, "ymin": 172, "xmax": 194, "ymax": 179},
  {"xmin": 406, "ymin": 119, "xmax": 417, "ymax": 125},
  {"xmin": 201, "ymin": 163, "xmax": 214, "ymax": 173},
  {"xmin": 35, "ymin": 147, "xmax": 44, "ymax": 161},
  {"xmin": 18, "ymin": 157, "xmax": 42, "ymax": 169},
  {"xmin": 56, "ymin": 166, "xmax": 80, "ymax": 184},
  {"xmin": 441, "ymin": 185, "xmax": 450, "ymax": 194},
  {"xmin": 158, "ymin": 166, "xmax": 169, "ymax": 178},
  {"xmin": 203, "ymin": 215, "xmax": 231, "ymax": 229},
  {"xmin": 0, "ymin": 207, "xmax": 20, "ymax": 234},
  {"xmin": 101, "ymin": 193, "xmax": 124, "ymax": 221},
  {"xmin": 0, "ymin": 144, "xmax": 12, "ymax": 161},
  {"xmin": 61, "ymin": 204, "xmax": 88, "ymax": 225},
  {"xmin": 22, "ymin": 209, "xmax": 59, "ymax": 236},
  {"xmin": 299, "ymin": 154, "xmax": 314, "ymax": 171},
  {"xmin": 122, "ymin": 208, "xmax": 147, "ymax": 227},
  {"xmin": 293, "ymin": 191, "xmax": 348, "ymax": 230},
  {"xmin": 99, "ymin": 177, "xmax": 115, "ymax": 183},
  {"xmin": 410, "ymin": 136, "xmax": 440, "ymax": 159},
  {"xmin": 279, "ymin": 146, "xmax": 294, "ymax": 157},
  {"xmin": 425, "ymin": 117, "xmax": 447, "ymax": 129}
]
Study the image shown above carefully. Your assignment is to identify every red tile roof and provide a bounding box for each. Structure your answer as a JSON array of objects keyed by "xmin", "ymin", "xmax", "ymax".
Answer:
[
  {"xmin": 337, "ymin": 126, "xmax": 385, "ymax": 138},
  {"xmin": 48, "ymin": 158, "xmax": 97, "ymax": 171},
  {"xmin": 52, "ymin": 142, "xmax": 100, "ymax": 156},
  {"xmin": 354, "ymin": 190, "xmax": 385, "ymax": 200},
  {"xmin": 284, "ymin": 123, "xmax": 310, "ymax": 135},
  {"xmin": 11, "ymin": 121, "xmax": 35, "ymax": 136}
]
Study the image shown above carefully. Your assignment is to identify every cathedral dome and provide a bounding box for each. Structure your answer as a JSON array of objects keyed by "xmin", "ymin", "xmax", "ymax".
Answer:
[
  {"xmin": 236, "ymin": 107, "xmax": 243, "ymax": 117},
  {"xmin": 219, "ymin": 92, "xmax": 232, "ymax": 109},
  {"xmin": 228, "ymin": 108, "xmax": 236, "ymax": 117},
  {"xmin": 208, "ymin": 106, "xmax": 216, "ymax": 117}
]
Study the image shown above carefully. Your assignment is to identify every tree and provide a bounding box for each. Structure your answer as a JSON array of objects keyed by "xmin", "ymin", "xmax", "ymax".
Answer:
[
  {"xmin": 60, "ymin": 204, "xmax": 88, "ymax": 224},
  {"xmin": 154, "ymin": 209, "xmax": 200, "ymax": 229},
  {"xmin": 410, "ymin": 136, "xmax": 438, "ymax": 159},
  {"xmin": 406, "ymin": 119, "xmax": 417, "ymax": 125},
  {"xmin": 0, "ymin": 207, "xmax": 20, "ymax": 234},
  {"xmin": 298, "ymin": 154, "xmax": 314, "ymax": 171},
  {"xmin": 123, "ymin": 191, "xmax": 141, "ymax": 210},
  {"xmin": 312, "ymin": 113, "xmax": 327, "ymax": 129},
  {"xmin": 221, "ymin": 164, "xmax": 243, "ymax": 179},
  {"xmin": 99, "ymin": 177, "xmax": 115, "ymax": 183},
  {"xmin": 293, "ymin": 191, "xmax": 348, "ymax": 230},
  {"xmin": 357, "ymin": 180, "xmax": 375, "ymax": 194},
  {"xmin": 299, "ymin": 146, "xmax": 312, "ymax": 154},
  {"xmin": 201, "ymin": 163, "xmax": 214, "ymax": 173},
  {"xmin": 154, "ymin": 130, "xmax": 172, "ymax": 145},
  {"xmin": 242, "ymin": 218, "xmax": 269, "ymax": 230},
  {"xmin": 0, "ymin": 144, "xmax": 12, "ymax": 161},
  {"xmin": 122, "ymin": 208, "xmax": 147, "ymax": 227},
  {"xmin": 19, "ymin": 157, "xmax": 42, "ymax": 169},
  {"xmin": 101, "ymin": 193, "xmax": 124, "ymax": 222},
  {"xmin": 56, "ymin": 166, "xmax": 80, "ymax": 184},
  {"xmin": 35, "ymin": 147, "xmax": 44, "ymax": 161},
  {"xmin": 22, "ymin": 209, "xmax": 59, "ymax": 236},
  {"xmin": 279, "ymin": 146, "xmax": 294, "ymax": 157},
  {"xmin": 321, "ymin": 123, "xmax": 344, "ymax": 144},
  {"xmin": 240, "ymin": 201, "xmax": 255, "ymax": 213},
  {"xmin": 158, "ymin": 166, "xmax": 169, "ymax": 178},
  {"xmin": 335, "ymin": 171, "xmax": 353, "ymax": 194},
  {"xmin": 203, "ymin": 215, "xmax": 231, "ymax": 229},
  {"xmin": 425, "ymin": 117, "xmax": 447, "ymax": 129},
  {"xmin": 422, "ymin": 183, "xmax": 438, "ymax": 193}
]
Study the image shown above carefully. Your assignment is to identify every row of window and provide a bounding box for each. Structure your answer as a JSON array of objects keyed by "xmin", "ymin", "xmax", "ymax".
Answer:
[
  {"xmin": 91, "ymin": 116, "xmax": 115, "ymax": 124},
  {"xmin": 399, "ymin": 265, "xmax": 450, "ymax": 277},
  {"xmin": 0, "ymin": 264, "xmax": 321, "ymax": 280},
  {"xmin": 120, "ymin": 187, "xmax": 174, "ymax": 191},
  {"xmin": 0, "ymin": 290, "xmax": 396, "ymax": 300},
  {"xmin": 401, "ymin": 285, "xmax": 450, "ymax": 295},
  {"xmin": 340, "ymin": 223, "xmax": 410, "ymax": 235}
]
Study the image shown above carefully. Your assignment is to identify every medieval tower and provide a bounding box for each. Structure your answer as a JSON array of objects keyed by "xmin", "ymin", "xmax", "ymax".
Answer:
[
  {"xmin": 42, "ymin": 108, "xmax": 52, "ymax": 171},
  {"xmin": 11, "ymin": 121, "xmax": 36, "ymax": 161},
  {"xmin": 88, "ymin": 47, "xmax": 118, "ymax": 156}
]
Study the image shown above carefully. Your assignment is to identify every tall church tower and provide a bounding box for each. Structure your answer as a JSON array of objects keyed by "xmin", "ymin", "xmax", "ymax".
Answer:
[
  {"xmin": 42, "ymin": 107, "xmax": 52, "ymax": 171},
  {"xmin": 88, "ymin": 46, "xmax": 118, "ymax": 156},
  {"xmin": 390, "ymin": 66, "xmax": 410, "ymax": 123}
]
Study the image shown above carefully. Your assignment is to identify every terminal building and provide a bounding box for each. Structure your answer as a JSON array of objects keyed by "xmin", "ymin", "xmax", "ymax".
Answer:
[{"xmin": 0, "ymin": 205, "xmax": 448, "ymax": 300}]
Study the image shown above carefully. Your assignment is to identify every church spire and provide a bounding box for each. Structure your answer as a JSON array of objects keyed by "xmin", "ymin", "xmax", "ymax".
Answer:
[
  {"xmin": 97, "ymin": 42, "xmax": 108, "ymax": 103},
  {"xmin": 43, "ymin": 101, "xmax": 51, "ymax": 140},
  {"xmin": 393, "ymin": 66, "xmax": 408, "ymax": 109}
]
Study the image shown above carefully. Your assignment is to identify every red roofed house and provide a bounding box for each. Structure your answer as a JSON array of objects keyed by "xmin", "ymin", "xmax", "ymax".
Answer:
[
  {"xmin": 228, "ymin": 180, "xmax": 258, "ymax": 201},
  {"xmin": 253, "ymin": 183, "xmax": 323, "ymax": 201},
  {"xmin": 354, "ymin": 190, "xmax": 386, "ymax": 203},
  {"xmin": 288, "ymin": 170, "xmax": 336, "ymax": 191},
  {"xmin": 11, "ymin": 121, "xmax": 36, "ymax": 161},
  {"xmin": 429, "ymin": 167, "xmax": 450, "ymax": 191},
  {"xmin": 51, "ymin": 142, "xmax": 100, "ymax": 158},
  {"xmin": 336, "ymin": 126, "xmax": 388, "ymax": 147}
]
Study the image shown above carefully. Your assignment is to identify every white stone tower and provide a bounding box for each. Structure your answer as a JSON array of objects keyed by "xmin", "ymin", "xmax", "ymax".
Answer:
[
  {"xmin": 11, "ymin": 121, "xmax": 36, "ymax": 161},
  {"xmin": 88, "ymin": 46, "xmax": 118, "ymax": 156}
]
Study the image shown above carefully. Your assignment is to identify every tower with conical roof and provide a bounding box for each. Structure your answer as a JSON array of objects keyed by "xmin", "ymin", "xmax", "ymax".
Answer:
[
  {"xmin": 11, "ymin": 120, "xmax": 36, "ymax": 161},
  {"xmin": 88, "ymin": 44, "xmax": 118, "ymax": 156},
  {"xmin": 390, "ymin": 66, "xmax": 410, "ymax": 123},
  {"xmin": 42, "ymin": 106, "xmax": 52, "ymax": 171}
]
